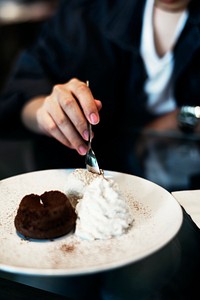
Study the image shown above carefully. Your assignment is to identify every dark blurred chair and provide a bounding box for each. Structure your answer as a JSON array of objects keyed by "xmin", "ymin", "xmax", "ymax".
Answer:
[
  {"xmin": 0, "ymin": 0, "xmax": 59, "ymax": 180},
  {"xmin": 0, "ymin": 0, "xmax": 59, "ymax": 91}
]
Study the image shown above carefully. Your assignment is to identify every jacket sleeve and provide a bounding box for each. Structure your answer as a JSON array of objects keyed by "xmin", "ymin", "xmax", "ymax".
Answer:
[{"xmin": 0, "ymin": 0, "xmax": 85, "ymax": 134}]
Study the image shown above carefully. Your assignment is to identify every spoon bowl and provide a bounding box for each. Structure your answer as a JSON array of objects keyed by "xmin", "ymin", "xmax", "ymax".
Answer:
[{"xmin": 85, "ymin": 122, "xmax": 101, "ymax": 174}]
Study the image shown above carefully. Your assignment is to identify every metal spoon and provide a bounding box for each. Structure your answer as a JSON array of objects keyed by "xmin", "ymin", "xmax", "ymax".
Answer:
[
  {"xmin": 85, "ymin": 122, "xmax": 101, "ymax": 174},
  {"xmin": 85, "ymin": 81, "xmax": 101, "ymax": 174}
]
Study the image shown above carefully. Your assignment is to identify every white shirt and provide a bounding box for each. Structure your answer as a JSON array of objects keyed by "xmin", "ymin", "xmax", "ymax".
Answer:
[{"xmin": 140, "ymin": 0, "xmax": 188, "ymax": 115}]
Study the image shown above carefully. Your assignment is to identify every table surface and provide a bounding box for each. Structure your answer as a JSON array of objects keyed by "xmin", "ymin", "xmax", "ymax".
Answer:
[
  {"xmin": 0, "ymin": 276, "xmax": 69, "ymax": 300},
  {"xmin": 0, "ymin": 207, "xmax": 200, "ymax": 300}
]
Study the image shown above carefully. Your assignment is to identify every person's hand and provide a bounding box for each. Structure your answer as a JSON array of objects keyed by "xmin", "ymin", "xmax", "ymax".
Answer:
[{"xmin": 21, "ymin": 78, "xmax": 102, "ymax": 155}]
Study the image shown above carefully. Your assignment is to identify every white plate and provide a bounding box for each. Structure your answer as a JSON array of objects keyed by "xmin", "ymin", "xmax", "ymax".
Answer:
[{"xmin": 0, "ymin": 169, "xmax": 182, "ymax": 276}]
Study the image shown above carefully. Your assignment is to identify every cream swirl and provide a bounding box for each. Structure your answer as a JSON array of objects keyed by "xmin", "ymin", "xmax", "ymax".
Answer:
[{"xmin": 75, "ymin": 176, "xmax": 133, "ymax": 240}]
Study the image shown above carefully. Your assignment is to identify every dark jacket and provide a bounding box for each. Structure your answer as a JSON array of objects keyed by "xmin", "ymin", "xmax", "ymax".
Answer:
[{"xmin": 0, "ymin": 0, "xmax": 200, "ymax": 171}]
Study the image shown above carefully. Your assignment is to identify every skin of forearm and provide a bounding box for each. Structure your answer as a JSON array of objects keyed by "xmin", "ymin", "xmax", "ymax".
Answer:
[{"xmin": 21, "ymin": 96, "xmax": 47, "ymax": 134}]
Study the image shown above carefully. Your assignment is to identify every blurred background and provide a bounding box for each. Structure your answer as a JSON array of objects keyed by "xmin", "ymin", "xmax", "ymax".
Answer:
[
  {"xmin": 0, "ymin": 0, "xmax": 59, "ymax": 180},
  {"xmin": 0, "ymin": 0, "xmax": 199, "ymax": 192}
]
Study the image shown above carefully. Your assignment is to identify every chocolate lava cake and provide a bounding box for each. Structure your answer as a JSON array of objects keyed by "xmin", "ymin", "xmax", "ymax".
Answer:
[{"xmin": 14, "ymin": 190, "xmax": 77, "ymax": 239}]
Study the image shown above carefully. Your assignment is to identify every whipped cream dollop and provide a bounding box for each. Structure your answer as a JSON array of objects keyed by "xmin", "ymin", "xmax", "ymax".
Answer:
[
  {"xmin": 65, "ymin": 169, "xmax": 99, "ymax": 200},
  {"xmin": 75, "ymin": 176, "xmax": 134, "ymax": 240}
]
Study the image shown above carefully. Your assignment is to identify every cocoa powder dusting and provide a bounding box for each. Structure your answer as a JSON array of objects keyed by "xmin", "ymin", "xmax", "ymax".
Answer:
[{"xmin": 60, "ymin": 244, "xmax": 75, "ymax": 253}]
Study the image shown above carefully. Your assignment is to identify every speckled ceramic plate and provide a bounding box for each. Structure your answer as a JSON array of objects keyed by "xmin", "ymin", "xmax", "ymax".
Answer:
[{"xmin": 0, "ymin": 169, "xmax": 182, "ymax": 276}]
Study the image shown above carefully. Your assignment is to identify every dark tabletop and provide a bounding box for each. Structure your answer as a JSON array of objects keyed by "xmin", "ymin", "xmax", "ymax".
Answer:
[
  {"xmin": 1, "ymin": 207, "xmax": 200, "ymax": 300},
  {"xmin": 0, "ymin": 276, "xmax": 69, "ymax": 300}
]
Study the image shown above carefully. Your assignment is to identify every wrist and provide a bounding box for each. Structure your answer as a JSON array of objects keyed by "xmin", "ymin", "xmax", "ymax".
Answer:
[{"xmin": 177, "ymin": 106, "xmax": 200, "ymax": 133}]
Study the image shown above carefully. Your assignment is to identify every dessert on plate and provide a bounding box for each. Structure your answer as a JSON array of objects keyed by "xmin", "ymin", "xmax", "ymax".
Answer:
[
  {"xmin": 14, "ymin": 169, "xmax": 133, "ymax": 241},
  {"xmin": 14, "ymin": 190, "xmax": 77, "ymax": 239},
  {"xmin": 65, "ymin": 169, "xmax": 134, "ymax": 240}
]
